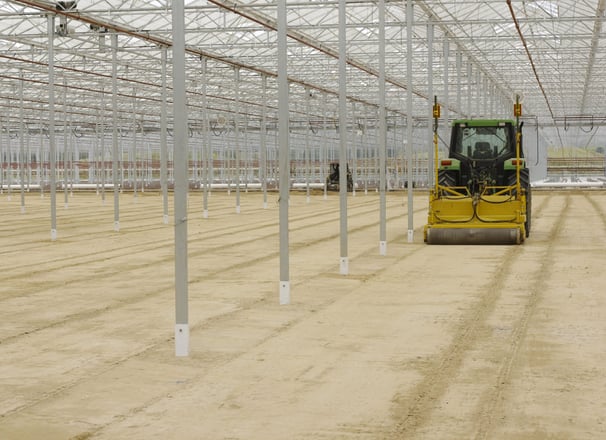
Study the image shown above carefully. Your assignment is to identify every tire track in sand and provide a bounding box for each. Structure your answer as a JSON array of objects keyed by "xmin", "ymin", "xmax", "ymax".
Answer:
[
  {"xmin": 388, "ymin": 191, "xmax": 560, "ymax": 438},
  {"xmin": 471, "ymin": 192, "xmax": 570, "ymax": 439}
]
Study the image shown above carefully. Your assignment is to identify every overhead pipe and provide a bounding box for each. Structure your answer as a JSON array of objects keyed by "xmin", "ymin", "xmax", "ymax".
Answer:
[{"xmin": 506, "ymin": 0, "xmax": 554, "ymax": 120}]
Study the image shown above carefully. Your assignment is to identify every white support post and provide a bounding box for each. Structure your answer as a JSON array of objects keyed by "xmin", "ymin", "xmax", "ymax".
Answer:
[
  {"xmin": 277, "ymin": 0, "xmax": 290, "ymax": 305},
  {"xmin": 406, "ymin": 0, "xmax": 414, "ymax": 243},
  {"xmin": 378, "ymin": 0, "xmax": 387, "ymax": 255},
  {"xmin": 111, "ymin": 33, "xmax": 120, "ymax": 232},
  {"xmin": 172, "ymin": 0, "xmax": 189, "ymax": 356},
  {"xmin": 338, "ymin": 0, "xmax": 349, "ymax": 274}
]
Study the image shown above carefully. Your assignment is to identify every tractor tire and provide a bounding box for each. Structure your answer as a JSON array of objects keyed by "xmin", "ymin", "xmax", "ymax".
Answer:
[
  {"xmin": 438, "ymin": 170, "xmax": 457, "ymax": 187},
  {"xmin": 525, "ymin": 182, "xmax": 532, "ymax": 237},
  {"xmin": 507, "ymin": 169, "xmax": 530, "ymax": 193},
  {"xmin": 506, "ymin": 169, "xmax": 531, "ymax": 237}
]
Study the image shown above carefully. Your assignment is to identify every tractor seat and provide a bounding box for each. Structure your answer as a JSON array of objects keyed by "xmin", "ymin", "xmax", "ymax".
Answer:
[{"xmin": 473, "ymin": 141, "xmax": 492, "ymax": 159}]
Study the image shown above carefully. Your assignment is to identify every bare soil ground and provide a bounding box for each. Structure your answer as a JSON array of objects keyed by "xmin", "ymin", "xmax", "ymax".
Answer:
[{"xmin": 0, "ymin": 189, "xmax": 605, "ymax": 439}]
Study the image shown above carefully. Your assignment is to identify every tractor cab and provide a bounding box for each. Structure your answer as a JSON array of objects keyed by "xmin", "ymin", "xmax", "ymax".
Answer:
[
  {"xmin": 451, "ymin": 121, "xmax": 518, "ymax": 160},
  {"xmin": 441, "ymin": 120, "xmax": 524, "ymax": 195}
]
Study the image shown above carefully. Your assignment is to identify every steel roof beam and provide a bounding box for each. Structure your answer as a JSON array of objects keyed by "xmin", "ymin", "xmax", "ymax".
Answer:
[{"xmin": 579, "ymin": 0, "xmax": 606, "ymax": 115}]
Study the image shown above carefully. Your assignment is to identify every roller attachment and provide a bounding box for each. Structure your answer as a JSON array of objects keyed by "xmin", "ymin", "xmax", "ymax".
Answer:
[{"xmin": 426, "ymin": 228, "xmax": 521, "ymax": 245}]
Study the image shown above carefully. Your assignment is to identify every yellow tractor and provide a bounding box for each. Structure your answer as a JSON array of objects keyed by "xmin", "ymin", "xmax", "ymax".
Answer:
[{"xmin": 424, "ymin": 98, "xmax": 531, "ymax": 244}]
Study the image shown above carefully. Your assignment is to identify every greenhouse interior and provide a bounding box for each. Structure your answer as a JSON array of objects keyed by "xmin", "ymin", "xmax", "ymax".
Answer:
[
  {"xmin": 1, "ymin": 0, "xmax": 605, "ymax": 196},
  {"xmin": 1, "ymin": 1, "xmax": 606, "ymax": 439}
]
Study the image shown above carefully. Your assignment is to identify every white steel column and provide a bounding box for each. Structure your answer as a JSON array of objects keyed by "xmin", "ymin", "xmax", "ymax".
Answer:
[
  {"xmin": 62, "ymin": 79, "xmax": 68, "ymax": 209},
  {"xmin": 47, "ymin": 14, "xmax": 57, "ymax": 241},
  {"xmin": 427, "ymin": 22, "xmax": 434, "ymax": 189},
  {"xmin": 95, "ymin": 99, "xmax": 100, "ymax": 196},
  {"xmin": 476, "ymin": 70, "xmax": 482, "ymax": 116},
  {"xmin": 305, "ymin": 88, "xmax": 311, "ymax": 203},
  {"xmin": 101, "ymin": 92, "xmax": 107, "ymax": 201},
  {"xmin": 467, "ymin": 60, "xmax": 472, "ymax": 117},
  {"xmin": 8, "ymin": 105, "xmax": 13, "ymax": 200},
  {"xmin": 234, "ymin": 67, "xmax": 241, "ymax": 214},
  {"xmin": 0, "ymin": 114, "xmax": 3, "ymax": 195},
  {"xmin": 362, "ymin": 108, "xmax": 368, "ymax": 195},
  {"xmin": 39, "ymin": 111, "xmax": 43, "ymax": 195},
  {"xmin": 322, "ymin": 93, "xmax": 328, "ymax": 200},
  {"xmin": 351, "ymin": 102, "xmax": 357, "ymax": 197},
  {"xmin": 378, "ymin": 0, "xmax": 387, "ymax": 256},
  {"xmin": 172, "ymin": 0, "xmax": 189, "ymax": 356},
  {"xmin": 69, "ymin": 112, "xmax": 75, "ymax": 191},
  {"xmin": 456, "ymin": 49, "xmax": 462, "ymax": 116},
  {"xmin": 261, "ymin": 74, "xmax": 268, "ymax": 209},
  {"xmin": 338, "ymin": 0, "xmax": 349, "ymax": 274},
  {"xmin": 201, "ymin": 57, "xmax": 210, "ymax": 217},
  {"xmin": 8, "ymin": 106, "xmax": 14, "ymax": 200},
  {"xmin": 111, "ymin": 33, "xmax": 120, "ymax": 231},
  {"xmin": 406, "ymin": 0, "xmax": 414, "ymax": 243},
  {"xmin": 482, "ymin": 75, "xmax": 490, "ymax": 118},
  {"xmin": 132, "ymin": 88, "xmax": 138, "ymax": 199},
  {"xmin": 160, "ymin": 46, "xmax": 169, "ymax": 224},
  {"xmin": 443, "ymin": 40, "xmax": 450, "ymax": 151},
  {"xmin": 19, "ymin": 71, "xmax": 25, "ymax": 214},
  {"xmin": 277, "ymin": 0, "xmax": 290, "ymax": 304}
]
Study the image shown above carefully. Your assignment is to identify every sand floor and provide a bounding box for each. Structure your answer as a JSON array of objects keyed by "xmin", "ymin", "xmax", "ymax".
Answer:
[{"xmin": 1, "ymin": 189, "xmax": 605, "ymax": 439}]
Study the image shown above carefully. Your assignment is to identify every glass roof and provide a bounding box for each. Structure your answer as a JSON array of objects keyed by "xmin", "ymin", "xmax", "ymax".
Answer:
[{"xmin": 1, "ymin": 0, "xmax": 606, "ymax": 148}]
